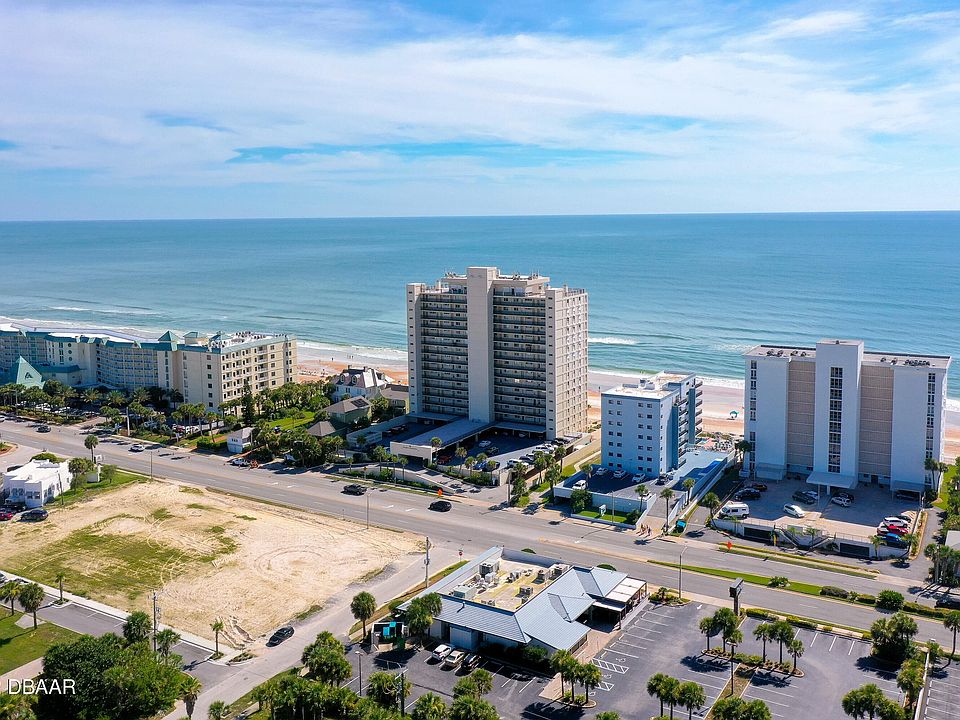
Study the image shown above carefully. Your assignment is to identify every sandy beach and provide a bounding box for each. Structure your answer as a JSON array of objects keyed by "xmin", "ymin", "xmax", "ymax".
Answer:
[{"xmin": 296, "ymin": 342, "xmax": 960, "ymax": 458}]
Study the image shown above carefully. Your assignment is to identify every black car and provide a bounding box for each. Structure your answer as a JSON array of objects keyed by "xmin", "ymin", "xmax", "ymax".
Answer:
[
  {"xmin": 833, "ymin": 490, "xmax": 855, "ymax": 500},
  {"xmin": 935, "ymin": 596, "xmax": 960, "ymax": 611},
  {"xmin": 792, "ymin": 490, "xmax": 817, "ymax": 505},
  {"xmin": 266, "ymin": 626, "xmax": 294, "ymax": 647},
  {"xmin": 342, "ymin": 484, "xmax": 367, "ymax": 496},
  {"xmin": 429, "ymin": 500, "xmax": 452, "ymax": 512},
  {"xmin": 735, "ymin": 489, "xmax": 761, "ymax": 501},
  {"xmin": 37, "ymin": 425, "xmax": 51, "ymax": 433},
  {"xmin": 21, "ymin": 508, "xmax": 49, "ymax": 522},
  {"xmin": 748, "ymin": 483, "xmax": 768, "ymax": 492}
]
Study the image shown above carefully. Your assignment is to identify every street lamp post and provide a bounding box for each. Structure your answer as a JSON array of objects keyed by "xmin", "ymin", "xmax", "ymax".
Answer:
[
  {"xmin": 366, "ymin": 493, "xmax": 370, "ymax": 529},
  {"xmin": 150, "ymin": 450, "xmax": 154, "ymax": 480},
  {"xmin": 678, "ymin": 545, "xmax": 687, "ymax": 600}
]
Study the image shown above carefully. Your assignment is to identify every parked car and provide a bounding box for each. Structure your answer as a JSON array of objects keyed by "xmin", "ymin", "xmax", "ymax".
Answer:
[
  {"xmin": 880, "ymin": 522, "xmax": 908, "ymax": 535},
  {"xmin": 461, "ymin": 653, "xmax": 480, "ymax": 671},
  {"xmin": 782, "ymin": 504, "xmax": 806, "ymax": 518},
  {"xmin": 791, "ymin": 490, "xmax": 817, "ymax": 505},
  {"xmin": 37, "ymin": 425, "xmax": 51, "ymax": 433},
  {"xmin": 21, "ymin": 508, "xmax": 49, "ymax": 522},
  {"xmin": 478, "ymin": 440, "xmax": 492, "ymax": 449},
  {"xmin": 748, "ymin": 483, "xmax": 768, "ymax": 492},
  {"xmin": 266, "ymin": 626, "xmax": 294, "ymax": 647},
  {"xmin": 830, "ymin": 495, "xmax": 852, "ymax": 507},
  {"xmin": 935, "ymin": 596, "xmax": 960, "ymax": 610},
  {"xmin": 342, "ymin": 484, "xmax": 367, "ymax": 496},
  {"xmin": 719, "ymin": 502, "xmax": 750, "ymax": 519},
  {"xmin": 0, "ymin": 510, "xmax": 15, "ymax": 521},
  {"xmin": 431, "ymin": 644, "xmax": 452, "ymax": 662},
  {"xmin": 572, "ymin": 479, "xmax": 587, "ymax": 490},
  {"xmin": 593, "ymin": 467, "xmax": 609, "ymax": 476},
  {"xmin": 894, "ymin": 490, "xmax": 920, "ymax": 501},
  {"xmin": 734, "ymin": 489, "xmax": 761, "ymax": 501},
  {"xmin": 443, "ymin": 649, "xmax": 466, "ymax": 669},
  {"xmin": 884, "ymin": 534, "xmax": 908, "ymax": 548},
  {"xmin": 882, "ymin": 516, "xmax": 909, "ymax": 528},
  {"xmin": 612, "ymin": 470, "xmax": 627, "ymax": 480},
  {"xmin": 130, "ymin": 444, "xmax": 146, "ymax": 452},
  {"xmin": 429, "ymin": 500, "xmax": 452, "ymax": 512},
  {"xmin": 833, "ymin": 490, "xmax": 854, "ymax": 500},
  {"xmin": 230, "ymin": 457, "xmax": 251, "ymax": 467}
]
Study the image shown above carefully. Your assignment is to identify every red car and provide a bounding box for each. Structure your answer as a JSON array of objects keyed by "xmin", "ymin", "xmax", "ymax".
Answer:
[
  {"xmin": 0, "ymin": 510, "xmax": 14, "ymax": 521},
  {"xmin": 879, "ymin": 523, "xmax": 907, "ymax": 535}
]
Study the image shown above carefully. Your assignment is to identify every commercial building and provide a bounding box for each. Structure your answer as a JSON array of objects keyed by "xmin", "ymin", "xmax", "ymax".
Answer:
[
  {"xmin": 2, "ymin": 459, "xmax": 71, "ymax": 508},
  {"xmin": 0, "ymin": 322, "xmax": 297, "ymax": 410},
  {"xmin": 601, "ymin": 372, "xmax": 702, "ymax": 477},
  {"xmin": 405, "ymin": 267, "xmax": 588, "ymax": 442},
  {"xmin": 743, "ymin": 340, "xmax": 951, "ymax": 495},
  {"xmin": 401, "ymin": 547, "xmax": 646, "ymax": 656}
]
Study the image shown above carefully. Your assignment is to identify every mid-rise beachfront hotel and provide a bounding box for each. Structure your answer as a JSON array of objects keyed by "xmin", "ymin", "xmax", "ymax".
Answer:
[
  {"xmin": 0, "ymin": 322, "xmax": 297, "ymax": 410},
  {"xmin": 405, "ymin": 267, "xmax": 589, "ymax": 441},
  {"xmin": 743, "ymin": 339, "xmax": 951, "ymax": 496}
]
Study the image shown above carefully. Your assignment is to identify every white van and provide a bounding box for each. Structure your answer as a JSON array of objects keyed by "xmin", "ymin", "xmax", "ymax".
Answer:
[{"xmin": 720, "ymin": 501, "xmax": 750, "ymax": 519}]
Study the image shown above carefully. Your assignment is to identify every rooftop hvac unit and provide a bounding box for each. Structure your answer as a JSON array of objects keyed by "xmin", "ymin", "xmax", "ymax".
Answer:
[
  {"xmin": 518, "ymin": 586, "xmax": 533, "ymax": 598},
  {"xmin": 450, "ymin": 585, "xmax": 478, "ymax": 600},
  {"xmin": 536, "ymin": 569, "xmax": 547, "ymax": 583},
  {"xmin": 479, "ymin": 560, "xmax": 499, "ymax": 576}
]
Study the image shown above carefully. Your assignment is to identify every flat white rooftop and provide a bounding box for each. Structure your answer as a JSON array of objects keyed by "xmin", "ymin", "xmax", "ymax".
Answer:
[{"xmin": 745, "ymin": 341, "xmax": 950, "ymax": 369}]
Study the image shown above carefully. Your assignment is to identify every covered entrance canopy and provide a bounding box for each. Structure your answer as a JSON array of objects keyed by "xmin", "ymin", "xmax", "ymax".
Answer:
[{"xmin": 806, "ymin": 471, "xmax": 858, "ymax": 490}]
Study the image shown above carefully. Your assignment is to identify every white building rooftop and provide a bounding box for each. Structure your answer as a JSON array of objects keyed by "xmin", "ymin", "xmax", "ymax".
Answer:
[{"xmin": 745, "ymin": 341, "xmax": 951, "ymax": 369}]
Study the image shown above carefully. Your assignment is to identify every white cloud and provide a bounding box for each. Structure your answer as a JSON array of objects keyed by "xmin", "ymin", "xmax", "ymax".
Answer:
[{"xmin": 744, "ymin": 10, "xmax": 867, "ymax": 43}]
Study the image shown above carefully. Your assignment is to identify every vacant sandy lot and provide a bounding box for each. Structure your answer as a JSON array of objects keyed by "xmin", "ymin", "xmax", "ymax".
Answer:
[{"xmin": 0, "ymin": 481, "xmax": 421, "ymax": 647}]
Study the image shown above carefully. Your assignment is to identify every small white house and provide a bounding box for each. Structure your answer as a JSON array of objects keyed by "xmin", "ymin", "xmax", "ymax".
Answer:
[
  {"xmin": 2, "ymin": 460, "xmax": 71, "ymax": 508},
  {"xmin": 226, "ymin": 427, "xmax": 254, "ymax": 454}
]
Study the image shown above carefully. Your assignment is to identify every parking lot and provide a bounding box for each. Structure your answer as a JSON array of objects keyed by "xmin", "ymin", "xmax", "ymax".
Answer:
[
  {"xmin": 922, "ymin": 663, "xmax": 960, "ymax": 720},
  {"xmin": 731, "ymin": 479, "xmax": 921, "ymax": 540},
  {"xmin": 586, "ymin": 601, "xmax": 729, "ymax": 718},
  {"xmin": 348, "ymin": 642, "xmax": 552, "ymax": 719},
  {"xmin": 738, "ymin": 618, "xmax": 900, "ymax": 720}
]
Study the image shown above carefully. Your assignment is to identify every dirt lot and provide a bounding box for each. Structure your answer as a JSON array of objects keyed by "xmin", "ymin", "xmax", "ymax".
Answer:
[{"xmin": 0, "ymin": 480, "xmax": 421, "ymax": 648}]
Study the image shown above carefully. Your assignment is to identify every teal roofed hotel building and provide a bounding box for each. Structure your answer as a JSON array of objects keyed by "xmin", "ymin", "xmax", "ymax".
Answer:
[{"xmin": 0, "ymin": 321, "xmax": 297, "ymax": 410}]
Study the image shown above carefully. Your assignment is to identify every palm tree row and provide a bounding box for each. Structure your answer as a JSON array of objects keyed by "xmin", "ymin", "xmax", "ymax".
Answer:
[
  {"xmin": 548, "ymin": 650, "xmax": 603, "ymax": 704},
  {"xmin": 645, "ymin": 672, "xmax": 707, "ymax": 719}
]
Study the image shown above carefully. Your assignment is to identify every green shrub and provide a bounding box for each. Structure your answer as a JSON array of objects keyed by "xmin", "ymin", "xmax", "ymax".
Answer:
[
  {"xmin": 786, "ymin": 615, "xmax": 818, "ymax": 630},
  {"xmin": 597, "ymin": 563, "xmax": 617, "ymax": 571},
  {"xmin": 522, "ymin": 645, "xmax": 549, "ymax": 668},
  {"xmin": 625, "ymin": 509, "xmax": 641, "ymax": 525},
  {"xmin": 768, "ymin": 576, "xmax": 790, "ymax": 588},
  {"xmin": 877, "ymin": 590, "xmax": 905, "ymax": 611},
  {"xmin": 745, "ymin": 608, "xmax": 777, "ymax": 620},
  {"xmin": 856, "ymin": 594, "xmax": 876, "ymax": 605},
  {"xmin": 569, "ymin": 488, "xmax": 591, "ymax": 514},
  {"xmin": 521, "ymin": 548, "xmax": 536, "ymax": 554},
  {"xmin": 902, "ymin": 601, "xmax": 947, "ymax": 619},
  {"xmin": 820, "ymin": 586, "xmax": 850, "ymax": 599}
]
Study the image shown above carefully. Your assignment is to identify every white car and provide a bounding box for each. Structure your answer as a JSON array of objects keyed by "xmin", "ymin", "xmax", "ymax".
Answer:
[
  {"xmin": 830, "ymin": 495, "xmax": 852, "ymax": 507},
  {"xmin": 231, "ymin": 458, "xmax": 251, "ymax": 467},
  {"xmin": 572, "ymin": 479, "xmax": 587, "ymax": 490},
  {"xmin": 783, "ymin": 504, "xmax": 806, "ymax": 518},
  {"xmin": 882, "ymin": 516, "xmax": 909, "ymax": 528},
  {"xmin": 431, "ymin": 644, "xmax": 452, "ymax": 662},
  {"xmin": 129, "ymin": 443, "xmax": 146, "ymax": 452},
  {"xmin": 612, "ymin": 470, "xmax": 627, "ymax": 480},
  {"xmin": 593, "ymin": 467, "xmax": 609, "ymax": 476},
  {"xmin": 478, "ymin": 440, "xmax": 491, "ymax": 448}
]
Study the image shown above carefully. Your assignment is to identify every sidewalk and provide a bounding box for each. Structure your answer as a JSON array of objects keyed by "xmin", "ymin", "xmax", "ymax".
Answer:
[
  {"xmin": 166, "ymin": 546, "xmax": 459, "ymax": 720},
  {"xmin": 0, "ymin": 658, "xmax": 43, "ymax": 687}
]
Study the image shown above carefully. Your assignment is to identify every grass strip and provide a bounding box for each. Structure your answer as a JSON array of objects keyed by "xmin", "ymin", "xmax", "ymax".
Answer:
[
  {"xmin": 650, "ymin": 561, "xmax": 824, "ymax": 596},
  {"xmin": 718, "ymin": 545, "xmax": 876, "ymax": 578},
  {"xmin": 0, "ymin": 612, "xmax": 81, "ymax": 675}
]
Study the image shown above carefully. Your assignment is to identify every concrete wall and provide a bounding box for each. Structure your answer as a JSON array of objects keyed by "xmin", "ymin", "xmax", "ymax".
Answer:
[
  {"xmin": 467, "ymin": 267, "xmax": 496, "ymax": 422},
  {"xmin": 752, "ymin": 357, "xmax": 789, "ymax": 478},
  {"xmin": 813, "ymin": 340, "xmax": 862, "ymax": 480},
  {"xmin": 891, "ymin": 366, "xmax": 931, "ymax": 489}
]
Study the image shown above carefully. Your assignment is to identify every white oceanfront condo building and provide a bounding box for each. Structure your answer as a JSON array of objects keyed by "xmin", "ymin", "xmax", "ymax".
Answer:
[
  {"xmin": 601, "ymin": 372, "xmax": 702, "ymax": 477},
  {"xmin": 406, "ymin": 267, "xmax": 588, "ymax": 440},
  {"xmin": 743, "ymin": 339, "xmax": 951, "ymax": 496}
]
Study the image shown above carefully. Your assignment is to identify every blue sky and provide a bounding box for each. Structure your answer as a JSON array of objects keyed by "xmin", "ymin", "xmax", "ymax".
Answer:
[{"xmin": 1, "ymin": 0, "xmax": 959, "ymax": 219}]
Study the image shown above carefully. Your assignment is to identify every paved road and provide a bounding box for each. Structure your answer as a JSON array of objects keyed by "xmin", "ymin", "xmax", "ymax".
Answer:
[{"xmin": 1, "ymin": 418, "xmax": 956, "ymax": 650}]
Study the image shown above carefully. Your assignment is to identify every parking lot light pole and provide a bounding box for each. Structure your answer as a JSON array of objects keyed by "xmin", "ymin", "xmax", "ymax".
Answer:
[{"xmin": 355, "ymin": 650, "xmax": 363, "ymax": 695}]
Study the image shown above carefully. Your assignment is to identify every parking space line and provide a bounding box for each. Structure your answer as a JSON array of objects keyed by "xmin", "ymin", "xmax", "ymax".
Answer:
[
  {"xmin": 810, "ymin": 632, "xmax": 819, "ymax": 646},
  {"xmin": 592, "ymin": 659, "xmax": 628, "ymax": 674},
  {"xmin": 606, "ymin": 647, "xmax": 641, "ymax": 659},
  {"xmin": 612, "ymin": 638, "xmax": 648, "ymax": 650},
  {"xmin": 829, "ymin": 635, "xmax": 838, "ymax": 652},
  {"xmin": 518, "ymin": 677, "xmax": 535, "ymax": 694}
]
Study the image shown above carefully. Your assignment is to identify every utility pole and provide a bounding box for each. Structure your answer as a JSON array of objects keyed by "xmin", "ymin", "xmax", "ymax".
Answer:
[
  {"xmin": 152, "ymin": 591, "xmax": 159, "ymax": 653},
  {"xmin": 424, "ymin": 536, "xmax": 431, "ymax": 589},
  {"xmin": 397, "ymin": 670, "xmax": 406, "ymax": 716},
  {"xmin": 150, "ymin": 451, "xmax": 154, "ymax": 480},
  {"xmin": 366, "ymin": 493, "xmax": 370, "ymax": 529}
]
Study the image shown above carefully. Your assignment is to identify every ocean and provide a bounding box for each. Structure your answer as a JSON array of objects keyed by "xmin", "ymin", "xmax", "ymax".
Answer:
[{"xmin": 1, "ymin": 212, "xmax": 958, "ymax": 397}]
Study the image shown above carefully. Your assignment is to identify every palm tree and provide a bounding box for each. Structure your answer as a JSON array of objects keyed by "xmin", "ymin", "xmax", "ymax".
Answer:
[
  {"xmin": 399, "ymin": 456, "xmax": 409, "ymax": 481},
  {"xmin": 351, "ymin": 591, "xmax": 377, "ymax": 642},
  {"xmin": 207, "ymin": 700, "xmax": 229, "ymax": 720},
  {"xmin": 430, "ymin": 437, "xmax": 442, "ymax": 449},
  {"xmin": 753, "ymin": 622, "xmax": 774, "ymax": 663},
  {"xmin": 181, "ymin": 675, "xmax": 202, "ymax": 719},
  {"xmin": 735, "ymin": 439, "xmax": 753, "ymax": 465},
  {"xmin": 550, "ymin": 649, "xmax": 574, "ymax": 698},
  {"xmin": 156, "ymin": 628, "xmax": 182, "ymax": 660},
  {"xmin": 84, "ymin": 433, "xmax": 99, "ymax": 461},
  {"xmin": 869, "ymin": 534, "xmax": 882, "ymax": 559},
  {"xmin": 661, "ymin": 675, "xmax": 681, "ymax": 719},
  {"xmin": 411, "ymin": 692, "xmax": 447, "ymax": 720},
  {"xmin": 701, "ymin": 491, "xmax": 720, "ymax": 520},
  {"xmin": 788, "ymin": 638, "xmax": 804, "ymax": 673},
  {"xmin": 699, "ymin": 616, "xmax": 717, "ymax": 651},
  {"xmin": 842, "ymin": 684, "xmax": 887, "ymax": 720},
  {"xmin": 646, "ymin": 673, "xmax": 672, "ymax": 717},
  {"xmin": 897, "ymin": 660, "xmax": 924, "ymax": 712},
  {"xmin": 463, "ymin": 456, "xmax": 476, "ymax": 478},
  {"xmin": 578, "ymin": 662, "xmax": 602, "ymax": 704},
  {"xmin": 944, "ymin": 611, "xmax": 960, "ymax": 660},
  {"xmin": 455, "ymin": 445, "xmax": 467, "ymax": 464},
  {"xmin": 660, "ymin": 487, "xmax": 675, "ymax": 529},
  {"xmin": 0, "ymin": 581, "xmax": 20, "ymax": 616},
  {"xmin": 123, "ymin": 610, "xmax": 152, "ymax": 645},
  {"xmin": 533, "ymin": 451, "xmax": 549, "ymax": 487},
  {"xmin": 54, "ymin": 572, "xmax": 66, "ymax": 603},
  {"xmin": 18, "ymin": 582, "xmax": 44, "ymax": 629},
  {"xmin": 682, "ymin": 477, "xmax": 696, "ymax": 502},
  {"xmin": 211, "ymin": 618, "xmax": 225, "ymax": 655},
  {"xmin": 678, "ymin": 681, "xmax": 706, "ymax": 720},
  {"xmin": 926, "ymin": 457, "xmax": 949, "ymax": 490},
  {"xmin": 772, "ymin": 620, "xmax": 795, "ymax": 664}
]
